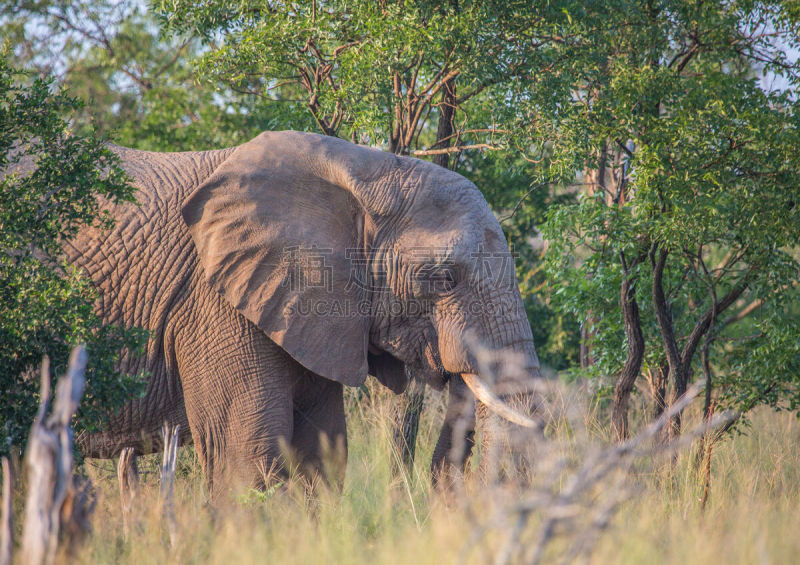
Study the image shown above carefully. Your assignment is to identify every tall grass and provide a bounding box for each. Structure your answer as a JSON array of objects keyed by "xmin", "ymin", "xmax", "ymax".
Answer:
[
  {"xmin": 72, "ymin": 380, "xmax": 800, "ymax": 564},
  {"xmin": 594, "ymin": 407, "xmax": 800, "ymax": 564}
]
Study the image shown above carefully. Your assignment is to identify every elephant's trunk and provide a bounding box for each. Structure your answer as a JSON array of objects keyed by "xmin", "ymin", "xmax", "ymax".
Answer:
[{"xmin": 461, "ymin": 373, "xmax": 538, "ymax": 428}]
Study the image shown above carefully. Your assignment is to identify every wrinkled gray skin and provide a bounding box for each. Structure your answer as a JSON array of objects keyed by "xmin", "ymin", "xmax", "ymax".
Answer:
[{"xmin": 62, "ymin": 131, "xmax": 539, "ymax": 494}]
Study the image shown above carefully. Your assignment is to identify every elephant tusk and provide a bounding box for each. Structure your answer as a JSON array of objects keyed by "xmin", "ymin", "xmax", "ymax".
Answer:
[{"xmin": 461, "ymin": 373, "xmax": 538, "ymax": 428}]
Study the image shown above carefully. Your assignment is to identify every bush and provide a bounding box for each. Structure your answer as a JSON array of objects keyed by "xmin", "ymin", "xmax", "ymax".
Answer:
[{"xmin": 0, "ymin": 49, "xmax": 146, "ymax": 454}]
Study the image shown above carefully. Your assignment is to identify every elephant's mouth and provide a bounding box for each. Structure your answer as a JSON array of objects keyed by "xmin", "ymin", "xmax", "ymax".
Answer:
[
  {"xmin": 460, "ymin": 373, "xmax": 538, "ymax": 428},
  {"xmin": 414, "ymin": 340, "xmax": 449, "ymax": 389}
]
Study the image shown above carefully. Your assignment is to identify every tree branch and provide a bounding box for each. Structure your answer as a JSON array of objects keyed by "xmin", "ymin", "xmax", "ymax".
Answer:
[
  {"xmin": 680, "ymin": 282, "xmax": 748, "ymax": 368},
  {"xmin": 721, "ymin": 298, "xmax": 763, "ymax": 328},
  {"xmin": 412, "ymin": 143, "xmax": 497, "ymax": 156}
]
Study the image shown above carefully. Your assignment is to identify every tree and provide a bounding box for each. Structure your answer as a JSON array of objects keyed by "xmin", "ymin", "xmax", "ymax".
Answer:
[
  {"xmin": 0, "ymin": 51, "xmax": 146, "ymax": 453},
  {"xmin": 161, "ymin": 0, "xmax": 541, "ymax": 155},
  {"xmin": 532, "ymin": 1, "xmax": 800, "ymax": 439},
  {"xmin": 1, "ymin": 0, "xmax": 282, "ymax": 151}
]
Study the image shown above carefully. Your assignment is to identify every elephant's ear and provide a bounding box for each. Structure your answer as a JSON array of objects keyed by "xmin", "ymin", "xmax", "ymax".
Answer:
[
  {"xmin": 368, "ymin": 352, "xmax": 407, "ymax": 394},
  {"xmin": 181, "ymin": 132, "xmax": 370, "ymax": 387}
]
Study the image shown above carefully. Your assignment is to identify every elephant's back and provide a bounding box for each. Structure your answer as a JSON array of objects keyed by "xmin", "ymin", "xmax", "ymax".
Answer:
[
  {"xmin": 64, "ymin": 145, "xmax": 234, "ymax": 334},
  {"xmin": 111, "ymin": 146, "xmax": 234, "ymax": 212}
]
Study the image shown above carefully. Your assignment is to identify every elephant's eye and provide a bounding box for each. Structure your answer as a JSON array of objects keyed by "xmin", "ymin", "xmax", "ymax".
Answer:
[
  {"xmin": 412, "ymin": 263, "xmax": 458, "ymax": 297},
  {"xmin": 430, "ymin": 267, "xmax": 457, "ymax": 294}
]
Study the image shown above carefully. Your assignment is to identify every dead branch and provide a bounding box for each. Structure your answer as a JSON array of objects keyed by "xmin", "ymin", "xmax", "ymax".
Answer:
[
  {"xmin": 1, "ymin": 458, "xmax": 12, "ymax": 565},
  {"xmin": 21, "ymin": 346, "xmax": 93, "ymax": 565},
  {"xmin": 117, "ymin": 448, "xmax": 138, "ymax": 540},
  {"xmin": 160, "ymin": 423, "xmax": 180, "ymax": 549},
  {"xmin": 462, "ymin": 384, "xmax": 737, "ymax": 565},
  {"xmin": 412, "ymin": 143, "xmax": 498, "ymax": 156}
]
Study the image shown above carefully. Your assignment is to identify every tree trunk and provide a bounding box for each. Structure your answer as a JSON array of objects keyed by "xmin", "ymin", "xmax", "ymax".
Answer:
[
  {"xmin": 650, "ymin": 247, "xmax": 689, "ymax": 441},
  {"xmin": 667, "ymin": 366, "xmax": 691, "ymax": 440},
  {"xmin": 651, "ymin": 247, "xmax": 746, "ymax": 441},
  {"xmin": 650, "ymin": 360, "xmax": 669, "ymax": 423},
  {"xmin": 611, "ymin": 273, "xmax": 645, "ymax": 440},
  {"xmin": 580, "ymin": 317, "xmax": 597, "ymax": 369},
  {"xmin": 433, "ymin": 77, "xmax": 457, "ymax": 170}
]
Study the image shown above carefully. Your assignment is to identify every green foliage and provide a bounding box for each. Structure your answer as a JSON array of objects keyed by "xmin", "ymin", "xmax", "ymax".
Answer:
[
  {"xmin": 721, "ymin": 294, "xmax": 800, "ymax": 412},
  {"xmin": 534, "ymin": 1, "xmax": 800, "ymax": 414},
  {"xmin": 1, "ymin": 1, "xmax": 286, "ymax": 151},
  {"xmin": 8, "ymin": 0, "xmax": 798, "ymax": 426},
  {"xmin": 0, "ymin": 51, "xmax": 147, "ymax": 453},
  {"xmin": 159, "ymin": 0, "xmax": 547, "ymax": 149}
]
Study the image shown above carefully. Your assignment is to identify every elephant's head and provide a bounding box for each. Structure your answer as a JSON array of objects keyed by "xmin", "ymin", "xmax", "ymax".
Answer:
[{"xmin": 182, "ymin": 131, "xmax": 539, "ymax": 425}]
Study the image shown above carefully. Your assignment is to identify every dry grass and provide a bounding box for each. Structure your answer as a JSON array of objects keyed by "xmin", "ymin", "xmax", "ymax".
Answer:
[
  {"xmin": 65, "ymin": 380, "xmax": 800, "ymax": 565},
  {"xmin": 593, "ymin": 406, "xmax": 800, "ymax": 564}
]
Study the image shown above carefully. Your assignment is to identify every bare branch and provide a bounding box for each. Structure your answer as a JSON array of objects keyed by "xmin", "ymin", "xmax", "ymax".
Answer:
[
  {"xmin": 680, "ymin": 282, "xmax": 748, "ymax": 368},
  {"xmin": 499, "ymin": 182, "xmax": 549, "ymax": 224},
  {"xmin": 160, "ymin": 423, "xmax": 180, "ymax": 549},
  {"xmin": 412, "ymin": 143, "xmax": 498, "ymax": 156},
  {"xmin": 117, "ymin": 448, "xmax": 138, "ymax": 541},
  {"xmin": 721, "ymin": 298, "xmax": 763, "ymax": 328}
]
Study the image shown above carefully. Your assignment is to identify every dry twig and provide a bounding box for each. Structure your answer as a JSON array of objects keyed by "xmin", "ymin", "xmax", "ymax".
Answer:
[{"xmin": 461, "ymin": 383, "xmax": 737, "ymax": 565}]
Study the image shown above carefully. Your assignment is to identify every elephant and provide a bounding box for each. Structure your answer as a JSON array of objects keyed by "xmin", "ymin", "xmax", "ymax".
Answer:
[{"xmin": 58, "ymin": 130, "xmax": 540, "ymax": 494}]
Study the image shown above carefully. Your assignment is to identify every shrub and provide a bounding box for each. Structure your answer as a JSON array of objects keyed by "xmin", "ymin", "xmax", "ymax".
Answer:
[{"xmin": 0, "ymin": 49, "xmax": 146, "ymax": 454}]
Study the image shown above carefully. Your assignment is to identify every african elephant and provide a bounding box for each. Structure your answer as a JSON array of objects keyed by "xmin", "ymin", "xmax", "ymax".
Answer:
[{"xmin": 63, "ymin": 131, "xmax": 540, "ymax": 493}]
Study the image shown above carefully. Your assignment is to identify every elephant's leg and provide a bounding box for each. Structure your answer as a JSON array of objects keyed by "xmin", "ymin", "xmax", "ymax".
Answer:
[
  {"xmin": 175, "ymin": 291, "xmax": 301, "ymax": 496},
  {"xmin": 431, "ymin": 374, "xmax": 476, "ymax": 488},
  {"xmin": 78, "ymin": 355, "xmax": 191, "ymax": 459},
  {"xmin": 290, "ymin": 372, "xmax": 347, "ymax": 489},
  {"xmin": 180, "ymin": 349, "xmax": 296, "ymax": 495}
]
